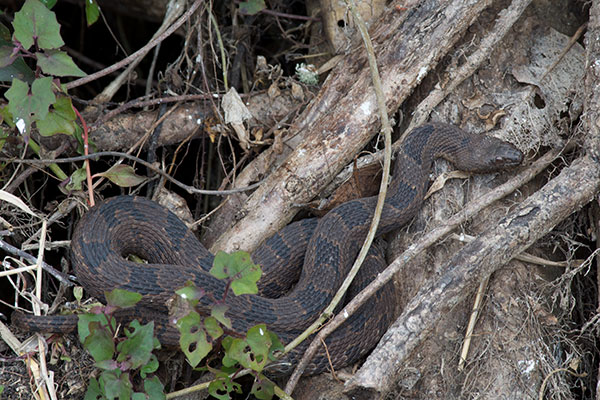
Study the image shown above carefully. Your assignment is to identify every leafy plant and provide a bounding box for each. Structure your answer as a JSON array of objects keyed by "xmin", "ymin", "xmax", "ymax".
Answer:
[
  {"xmin": 78, "ymin": 288, "xmax": 165, "ymax": 400},
  {"xmin": 0, "ymin": 0, "xmax": 146, "ymax": 192},
  {"xmin": 175, "ymin": 251, "xmax": 284, "ymax": 400},
  {"xmin": 77, "ymin": 251, "xmax": 284, "ymax": 399},
  {"xmin": 94, "ymin": 164, "xmax": 147, "ymax": 188},
  {"xmin": 2, "ymin": 0, "xmax": 85, "ymax": 134},
  {"xmin": 0, "ymin": 0, "xmax": 85, "ymax": 186}
]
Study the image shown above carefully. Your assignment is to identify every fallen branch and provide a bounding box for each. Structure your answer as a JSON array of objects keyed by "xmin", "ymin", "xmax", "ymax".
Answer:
[
  {"xmin": 208, "ymin": 0, "xmax": 494, "ymax": 253},
  {"xmin": 0, "ymin": 238, "xmax": 74, "ymax": 286}
]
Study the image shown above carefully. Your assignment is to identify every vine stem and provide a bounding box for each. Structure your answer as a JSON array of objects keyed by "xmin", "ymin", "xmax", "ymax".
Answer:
[
  {"xmin": 284, "ymin": 0, "xmax": 393, "ymax": 392},
  {"xmin": 25, "ymin": 138, "xmax": 68, "ymax": 181}
]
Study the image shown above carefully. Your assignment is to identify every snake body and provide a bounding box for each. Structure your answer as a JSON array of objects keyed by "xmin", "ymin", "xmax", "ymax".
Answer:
[{"xmin": 13, "ymin": 123, "xmax": 523, "ymax": 374}]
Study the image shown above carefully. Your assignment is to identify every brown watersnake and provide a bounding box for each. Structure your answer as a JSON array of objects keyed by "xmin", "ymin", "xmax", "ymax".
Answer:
[{"xmin": 12, "ymin": 123, "xmax": 523, "ymax": 374}]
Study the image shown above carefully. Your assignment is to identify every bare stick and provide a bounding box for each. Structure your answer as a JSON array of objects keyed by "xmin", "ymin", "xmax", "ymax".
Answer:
[
  {"xmin": 0, "ymin": 152, "xmax": 263, "ymax": 196},
  {"xmin": 94, "ymin": 93, "xmax": 222, "ymax": 126},
  {"xmin": 64, "ymin": 0, "xmax": 203, "ymax": 91},
  {"xmin": 457, "ymin": 275, "xmax": 489, "ymax": 371},
  {"xmin": 539, "ymin": 22, "xmax": 588, "ymax": 82},
  {"xmin": 0, "ymin": 238, "xmax": 74, "ymax": 286}
]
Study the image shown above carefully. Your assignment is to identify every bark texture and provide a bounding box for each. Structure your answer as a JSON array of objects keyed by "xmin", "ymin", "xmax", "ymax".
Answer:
[
  {"xmin": 343, "ymin": 1, "xmax": 600, "ymax": 394},
  {"xmin": 344, "ymin": 155, "xmax": 600, "ymax": 398},
  {"xmin": 207, "ymin": 0, "xmax": 493, "ymax": 253}
]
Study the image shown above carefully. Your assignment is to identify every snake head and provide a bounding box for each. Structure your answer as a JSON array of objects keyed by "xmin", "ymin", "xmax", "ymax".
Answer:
[{"xmin": 452, "ymin": 135, "xmax": 524, "ymax": 173}]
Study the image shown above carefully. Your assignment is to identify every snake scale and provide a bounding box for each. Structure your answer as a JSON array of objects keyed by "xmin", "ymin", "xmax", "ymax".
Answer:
[{"xmin": 13, "ymin": 123, "xmax": 523, "ymax": 374}]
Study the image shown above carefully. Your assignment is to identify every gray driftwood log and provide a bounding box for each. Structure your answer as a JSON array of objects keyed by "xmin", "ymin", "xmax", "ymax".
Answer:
[{"xmin": 206, "ymin": 0, "xmax": 493, "ymax": 253}]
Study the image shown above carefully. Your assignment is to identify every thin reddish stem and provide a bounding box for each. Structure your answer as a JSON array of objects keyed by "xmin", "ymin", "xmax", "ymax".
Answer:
[{"xmin": 73, "ymin": 106, "xmax": 94, "ymax": 206}]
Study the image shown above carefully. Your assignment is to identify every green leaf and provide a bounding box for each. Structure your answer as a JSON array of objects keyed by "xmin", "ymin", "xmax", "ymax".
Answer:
[
  {"xmin": 40, "ymin": 0, "xmax": 57, "ymax": 8},
  {"xmin": 96, "ymin": 164, "xmax": 147, "ymax": 188},
  {"xmin": 72, "ymin": 124, "xmax": 96, "ymax": 155},
  {"xmin": 248, "ymin": 324, "xmax": 283, "ymax": 364},
  {"xmin": 139, "ymin": 354, "xmax": 159, "ymax": 378},
  {"xmin": 211, "ymin": 303, "xmax": 231, "ymax": 329},
  {"xmin": 0, "ymin": 106, "xmax": 14, "ymax": 128},
  {"xmin": 244, "ymin": 325, "xmax": 269, "ymax": 370},
  {"xmin": 94, "ymin": 359, "xmax": 119, "ymax": 371},
  {"xmin": 4, "ymin": 78, "xmax": 30, "ymax": 127},
  {"xmin": 77, "ymin": 312, "xmax": 109, "ymax": 343},
  {"xmin": 101, "ymin": 370, "xmax": 132, "ymax": 400},
  {"xmin": 37, "ymin": 108, "xmax": 74, "ymax": 136},
  {"xmin": 222, "ymin": 324, "xmax": 282, "ymax": 373},
  {"xmin": 0, "ymin": 56, "xmax": 34, "ymax": 82},
  {"xmin": 175, "ymin": 282, "xmax": 205, "ymax": 306},
  {"xmin": 36, "ymin": 49, "xmax": 86, "ymax": 77},
  {"xmin": 210, "ymin": 251, "xmax": 248, "ymax": 280},
  {"xmin": 64, "ymin": 166, "xmax": 87, "ymax": 192},
  {"xmin": 0, "ymin": 37, "xmax": 31, "ymax": 83},
  {"xmin": 221, "ymin": 336, "xmax": 243, "ymax": 368},
  {"xmin": 116, "ymin": 320, "xmax": 156, "ymax": 369},
  {"xmin": 5, "ymin": 77, "xmax": 56, "ymax": 131},
  {"xmin": 239, "ymin": 0, "xmax": 266, "ymax": 15},
  {"xmin": 83, "ymin": 378, "xmax": 102, "ymax": 400},
  {"xmin": 266, "ymin": 331, "xmax": 284, "ymax": 360},
  {"xmin": 176, "ymin": 310, "xmax": 211, "ymax": 368},
  {"xmin": 0, "ymin": 45, "xmax": 17, "ymax": 68},
  {"xmin": 30, "ymin": 77, "xmax": 55, "ymax": 120},
  {"xmin": 0, "ymin": 22, "xmax": 11, "ymax": 41},
  {"xmin": 104, "ymin": 288, "xmax": 142, "ymax": 309},
  {"xmin": 251, "ymin": 378, "xmax": 274, "ymax": 400},
  {"xmin": 143, "ymin": 376, "xmax": 166, "ymax": 400},
  {"xmin": 37, "ymin": 95, "xmax": 77, "ymax": 136},
  {"xmin": 73, "ymin": 286, "xmax": 83, "ymax": 302},
  {"xmin": 208, "ymin": 376, "xmax": 242, "ymax": 400},
  {"xmin": 85, "ymin": 0, "xmax": 100, "ymax": 26},
  {"xmin": 13, "ymin": 0, "xmax": 64, "ymax": 50},
  {"xmin": 210, "ymin": 251, "xmax": 261, "ymax": 296},
  {"xmin": 204, "ymin": 316, "xmax": 223, "ymax": 340},
  {"xmin": 83, "ymin": 321, "xmax": 115, "ymax": 362}
]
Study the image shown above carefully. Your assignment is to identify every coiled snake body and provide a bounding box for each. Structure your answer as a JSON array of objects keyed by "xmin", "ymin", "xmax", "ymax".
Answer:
[{"xmin": 13, "ymin": 124, "xmax": 523, "ymax": 374}]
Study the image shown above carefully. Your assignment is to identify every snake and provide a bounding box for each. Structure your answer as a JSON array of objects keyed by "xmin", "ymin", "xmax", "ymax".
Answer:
[{"xmin": 12, "ymin": 123, "xmax": 523, "ymax": 375}]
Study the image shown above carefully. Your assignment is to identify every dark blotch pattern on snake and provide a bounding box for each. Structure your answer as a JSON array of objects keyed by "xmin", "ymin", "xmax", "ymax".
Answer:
[{"xmin": 12, "ymin": 123, "xmax": 523, "ymax": 375}]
